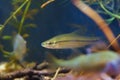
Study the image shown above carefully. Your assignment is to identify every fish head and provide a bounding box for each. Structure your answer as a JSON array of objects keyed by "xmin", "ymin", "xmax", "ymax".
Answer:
[
  {"xmin": 41, "ymin": 38, "xmax": 86, "ymax": 49},
  {"xmin": 41, "ymin": 34, "xmax": 70, "ymax": 49},
  {"xmin": 41, "ymin": 39, "xmax": 61, "ymax": 49}
]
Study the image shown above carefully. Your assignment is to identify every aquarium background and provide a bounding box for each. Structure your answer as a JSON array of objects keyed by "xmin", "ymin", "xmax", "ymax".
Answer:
[{"xmin": 0, "ymin": 0, "xmax": 120, "ymax": 63}]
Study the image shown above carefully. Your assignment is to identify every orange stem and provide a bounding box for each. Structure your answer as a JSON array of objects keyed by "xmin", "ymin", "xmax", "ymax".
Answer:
[{"xmin": 72, "ymin": 0, "xmax": 120, "ymax": 52}]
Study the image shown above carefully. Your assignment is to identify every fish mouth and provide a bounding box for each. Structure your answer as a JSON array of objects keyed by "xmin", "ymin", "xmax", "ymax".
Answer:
[
  {"xmin": 41, "ymin": 42, "xmax": 53, "ymax": 49},
  {"xmin": 41, "ymin": 43, "xmax": 62, "ymax": 49},
  {"xmin": 41, "ymin": 42, "xmax": 46, "ymax": 48}
]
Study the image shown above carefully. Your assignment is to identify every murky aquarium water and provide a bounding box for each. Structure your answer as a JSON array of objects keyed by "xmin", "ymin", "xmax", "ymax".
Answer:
[{"xmin": 0, "ymin": 0, "xmax": 120, "ymax": 80}]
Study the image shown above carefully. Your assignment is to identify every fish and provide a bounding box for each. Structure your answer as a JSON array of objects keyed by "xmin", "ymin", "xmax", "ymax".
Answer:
[
  {"xmin": 47, "ymin": 50, "xmax": 119, "ymax": 73},
  {"xmin": 11, "ymin": 34, "xmax": 27, "ymax": 62},
  {"xmin": 41, "ymin": 31, "xmax": 100, "ymax": 49}
]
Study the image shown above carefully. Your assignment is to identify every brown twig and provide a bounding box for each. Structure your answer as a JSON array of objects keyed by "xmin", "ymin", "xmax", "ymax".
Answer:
[
  {"xmin": 0, "ymin": 69, "xmax": 38, "ymax": 80},
  {"xmin": 0, "ymin": 65, "xmax": 70, "ymax": 80},
  {"xmin": 72, "ymin": 0, "xmax": 120, "ymax": 52},
  {"xmin": 41, "ymin": 0, "xmax": 55, "ymax": 8},
  {"xmin": 51, "ymin": 67, "xmax": 61, "ymax": 80}
]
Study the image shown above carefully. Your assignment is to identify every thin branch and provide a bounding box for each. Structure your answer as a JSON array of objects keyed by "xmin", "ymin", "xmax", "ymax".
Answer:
[
  {"xmin": 51, "ymin": 67, "xmax": 61, "ymax": 80},
  {"xmin": 41, "ymin": 0, "xmax": 55, "ymax": 8},
  {"xmin": 0, "ymin": 63, "xmax": 70, "ymax": 80}
]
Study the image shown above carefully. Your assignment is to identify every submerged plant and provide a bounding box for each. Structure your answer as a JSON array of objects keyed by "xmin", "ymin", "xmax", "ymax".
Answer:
[
  {"xmin": 83, "ymin": 0, "xmax": 120, "ymax": 24},
  {"xmin": 72, "ymin": 0, "xmax": 120, "ymax": 52},
  {"xmin": 0, "ymin": 0, "xmax": 38, "ymax": 72},
  {"xmin": 0, "ymin": 0, "xmax": 38, "ymax": 39},
  {"xmin": 0, "ymin": 0, "xmax": 29, "ymax": 33}
]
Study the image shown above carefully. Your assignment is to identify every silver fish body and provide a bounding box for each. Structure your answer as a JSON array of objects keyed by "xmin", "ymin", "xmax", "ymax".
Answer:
[{"xmin": 41, "ymin": 32, "xmax": 99, "ymax": 49}]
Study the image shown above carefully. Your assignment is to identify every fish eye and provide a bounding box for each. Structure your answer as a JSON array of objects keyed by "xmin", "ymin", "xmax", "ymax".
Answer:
[
  {"xmin": 47, "ymin": 42, "xmax": 53, "ymax": 45},
  {"xmin": 46, "ymin": 41, "xmax": 56, "ymax": 45}
]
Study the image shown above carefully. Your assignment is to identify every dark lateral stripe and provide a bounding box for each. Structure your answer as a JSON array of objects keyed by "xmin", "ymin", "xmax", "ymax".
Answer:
[{"xmin": 55, "ymin": 39, "xmax": 99, "ymax": 43}]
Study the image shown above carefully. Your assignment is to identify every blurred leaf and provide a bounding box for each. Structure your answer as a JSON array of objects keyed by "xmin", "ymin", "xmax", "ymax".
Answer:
[
  {"xmin": 0, "ymin": 45, "xmax": 11, "ymax": 58},
  {"xmin": 0, "ymin": 25, "xmax": 4, "ymax": 31},
  {"xmin": 8, "ymin": 19, "xmax": 20, "ymax": 29},
  {"xmin": 22, "ymin": 33, "xmax": 29, "ymax": 38},
  {"xmin": 12, "ymin": 15, "xmax": 18, "ymax": 22},
  {"xmin": 106, "ymin": 17, "xmax": 115, "ymax": 24},
  {"xmin": 24, "ymin": 23, "xmax": 37, "ymax": 28},
  {"xmin": 3, "ymin": 52, "xmax": 11, "ymax": 58},
  {"xmin": 12, "ymin": 0, "xmax": 24, "ymax": 5},
  {"xmin": 2, "ymin": 36, "xmax": 12, "ymax": 40},
  {"xmin": 25, "ymin": 9, "xmax": 39, "ymax": 20},
  {"xmin": 96, "ymin": 9, "xmax": 108, "ymax": 14}
]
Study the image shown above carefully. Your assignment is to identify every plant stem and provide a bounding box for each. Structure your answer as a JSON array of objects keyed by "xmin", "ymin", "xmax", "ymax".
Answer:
[
  {"xmin": 0, "ymin": 0, "xmax": 29, "ymax": 33},
  {"xmin": 18, "ymin": 0, "xmax": 31, "ymax": 34}
]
